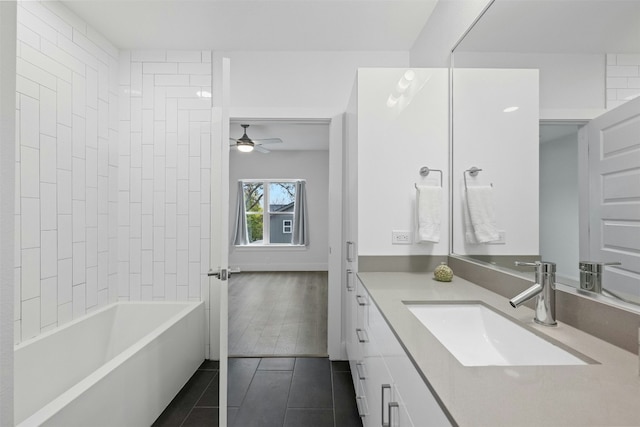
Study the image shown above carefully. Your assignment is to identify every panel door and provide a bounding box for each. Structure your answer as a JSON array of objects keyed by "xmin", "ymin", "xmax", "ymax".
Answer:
[{"xmin": 587, "ymin": 96, "xmax": 640, "ymax": 300}]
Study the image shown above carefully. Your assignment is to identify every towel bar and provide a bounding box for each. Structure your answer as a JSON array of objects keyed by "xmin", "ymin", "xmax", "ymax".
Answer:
[
  {"xmin": 463, "ymin": 167, "xmax": 492, "ymax": 191},
  {"xmin": 416, "ymin": 166, "xmax": 443, "ymax": 187}
]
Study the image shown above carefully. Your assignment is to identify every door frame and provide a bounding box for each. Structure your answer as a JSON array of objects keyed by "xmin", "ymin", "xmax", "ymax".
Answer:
[
  {"xmin": 210, "ymin": 54, "xmax": 231, "ymax": 427},
  {"xmin": 226, "ymin": 108, "xmax": 345, "ymax": 360}
]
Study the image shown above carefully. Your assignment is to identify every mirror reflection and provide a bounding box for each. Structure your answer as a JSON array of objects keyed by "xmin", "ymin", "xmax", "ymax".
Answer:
[{"xmin": 451, "ymin": 0, "xmax": 640, "ymax": 308}]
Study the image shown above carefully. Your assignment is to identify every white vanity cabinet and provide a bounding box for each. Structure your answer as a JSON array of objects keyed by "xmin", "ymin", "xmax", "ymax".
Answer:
[
  {"xmin": 347, "ymin": 275, "xmax": 368, "ymax": 418},
  {"xmin": 348, "ymin": 277, "xmax": 452, "ymax": 427}
]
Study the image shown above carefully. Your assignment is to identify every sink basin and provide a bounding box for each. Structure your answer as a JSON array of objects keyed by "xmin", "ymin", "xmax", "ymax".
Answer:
[{"xmin": 406, "ymin": 302, "xmax": 586, "ymax": 367}]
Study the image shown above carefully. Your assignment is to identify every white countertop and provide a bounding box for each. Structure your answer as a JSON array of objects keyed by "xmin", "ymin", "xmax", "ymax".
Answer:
[{"xmin": 358, "ymin": 272, "xmax": 640, "ymax": 427}]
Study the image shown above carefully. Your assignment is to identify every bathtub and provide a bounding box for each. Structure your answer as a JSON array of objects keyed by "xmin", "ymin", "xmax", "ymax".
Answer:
[{"xmin": 14, "ymin": 301, "xmax": 205, "ymax": 427}]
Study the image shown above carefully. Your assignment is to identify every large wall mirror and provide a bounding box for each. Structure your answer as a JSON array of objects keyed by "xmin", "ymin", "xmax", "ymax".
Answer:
[{"xmin": 451, "ymin": 0, "xmax": 640, "ymax": 310}]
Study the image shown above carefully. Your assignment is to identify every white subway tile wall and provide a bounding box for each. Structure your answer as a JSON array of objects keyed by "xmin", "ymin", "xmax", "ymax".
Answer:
[
  {"xmin": 15, "ymin": 1, "xmax": 119, "ymax": 343},
  {"xmin": 118, "ymin": 49, "xmax": 212, "ymax": 304},
  {"xmin": 15, "ymin": 3, "xmax": 214, "ymax": 345},
  {"xmin": 606, "ymin": 54, "xmax": 640, "ymax": 109}
]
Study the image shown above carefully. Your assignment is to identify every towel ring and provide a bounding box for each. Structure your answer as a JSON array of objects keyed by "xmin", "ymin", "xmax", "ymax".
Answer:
[
  {"xmin": 415, "ymin": 166, "xmax": 443, "ymax": 188},
  {"xmin": 463, "ymin": 166, "xmax": 492, "ymax": 191}
]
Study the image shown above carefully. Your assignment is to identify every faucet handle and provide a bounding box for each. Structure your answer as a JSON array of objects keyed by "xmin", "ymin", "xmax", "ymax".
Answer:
[
  {"xmin": 515, "ymin": 261, "xmax": 556, "ymax": 273},
  {"xmin": 579, "ymin": 261, "xmax": 621, "ymax": 273},
  {"xmin": 515, "ymin": 261, "xmax": 540, "ymax": 267}
]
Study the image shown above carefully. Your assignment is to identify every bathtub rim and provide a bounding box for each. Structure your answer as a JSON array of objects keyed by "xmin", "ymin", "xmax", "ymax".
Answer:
[
  {"xmin": 16, "ymin": 300, "xmax": 205, "ymax": 427},
  {"xmin": 14, "ymin": 301, "xmax": 202, "ymax": 351}
]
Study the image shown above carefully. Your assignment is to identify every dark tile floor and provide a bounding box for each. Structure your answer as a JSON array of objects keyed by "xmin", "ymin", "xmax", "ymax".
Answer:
[{"xmin": 153, "ymin": 357, "xmax": 362, "ymax": 427}]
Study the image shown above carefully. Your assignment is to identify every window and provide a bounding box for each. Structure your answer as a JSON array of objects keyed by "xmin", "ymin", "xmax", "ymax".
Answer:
[{"xmin": 243, "ymin": 180, "xmax": 296, "ymax": 245}]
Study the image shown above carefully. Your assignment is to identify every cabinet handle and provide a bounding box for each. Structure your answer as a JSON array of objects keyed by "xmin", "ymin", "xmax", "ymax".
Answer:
[
  {"xmin": 356, "ymin": 362, "xmax": 366, "ymax": 380},
  {"xmin": 381, "ymin": 384, "xmax": 391, "ymax": 427},
  {"xmin": 355, "ymin": 328, "xmax": 369, "ymax": 343},
  {"xmin": 356, "ymin": 294, "xmax": 367, "ymax": 306},
  {"xmin": 346, "ymin": 269, "xmax": 354, "ymax": 291},
  {"xmin": 346, "ymin": 241, "xmax": 355, "ymax": 262},
  {"xmin": 388, "ymin": 402, "xmax": 399, "ymax": 427},
  {"xmin": 356, "ymin": 396, "xmax": 366, "ymax": 418}
]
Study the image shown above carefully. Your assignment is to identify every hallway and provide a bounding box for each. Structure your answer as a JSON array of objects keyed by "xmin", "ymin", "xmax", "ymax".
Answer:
[{"xmin": 228, "ymin": 272, "xmax": 328, "ymax": 357}]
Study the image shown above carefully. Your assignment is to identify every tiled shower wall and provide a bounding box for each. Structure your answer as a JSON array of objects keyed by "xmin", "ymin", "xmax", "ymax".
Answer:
[
  {"xmin": 606, "ymin": 53, "xmax": 640, "ymax": 109},
  {"xmin": 14, "ymin": 1, "xmax": 119, "ymax": 343},
  {"xmin": 117, "ymin": 50, "xmax": 212, "ymax": 302},
  {"xmin": 14, "ymin": 2, "xmax": 214, "ymax": 344}
]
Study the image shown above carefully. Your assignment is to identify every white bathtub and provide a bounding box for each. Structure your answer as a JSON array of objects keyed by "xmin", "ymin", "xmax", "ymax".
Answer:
[{"xmin": 14, "ymin": 301, "xmax": 205, "ymax": 427}]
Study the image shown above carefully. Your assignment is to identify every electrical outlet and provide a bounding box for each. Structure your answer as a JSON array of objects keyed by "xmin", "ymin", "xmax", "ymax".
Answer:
[
  {"xmin": 487, "ymin": 230, "xmax": 506, "ymax": 245},
  {"xmin": 392, "ymin": 231, "xmax": 412, "ymax": 244}
]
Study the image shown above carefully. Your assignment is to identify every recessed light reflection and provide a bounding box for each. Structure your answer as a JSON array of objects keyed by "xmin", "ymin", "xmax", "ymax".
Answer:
[
  {"xmin": 503, "ymin": 106, "xmax": 519, "ymax": 113},
  {"xmin": 197, "ymin": 90, "xmax": 212, "ymax": 98},
  {"xmin": 386, "ymin": 94, "xmax": 400, "ymax": 108},
  {"xmin": 624, "ymin": 93, "xmax": 639, "ymax": 101},
  {"xmin": 396, "ymin": 69, "xmax": 416, "ymax": 93}
]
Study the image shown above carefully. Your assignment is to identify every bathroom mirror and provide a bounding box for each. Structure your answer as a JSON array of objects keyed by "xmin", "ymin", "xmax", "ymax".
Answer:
[{"xmin": 451, "ymin": 0, "xmax": 640, "ymax": 308}]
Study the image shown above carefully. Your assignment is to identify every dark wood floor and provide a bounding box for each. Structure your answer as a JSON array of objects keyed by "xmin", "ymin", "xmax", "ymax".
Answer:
[
  {"xmin": 152, "ymin": 358, "xmax": 362, "ymax": 427},
  {"xmin": 228, "ymin": 272, "xmax": 328, "ymax": 357}
]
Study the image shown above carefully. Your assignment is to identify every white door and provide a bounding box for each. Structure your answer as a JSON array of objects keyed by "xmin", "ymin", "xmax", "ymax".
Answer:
[
  {"xmin": 587, "ymin": 96, "xmax": 640, "ymax": 299},
  {"xmin": 210, "ymin": 54, "xmax": 230, "ymax": 427}
]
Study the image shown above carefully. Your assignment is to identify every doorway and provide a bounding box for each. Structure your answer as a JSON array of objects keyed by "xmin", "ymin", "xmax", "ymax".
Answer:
[
  {"xmin": 539, "ymin": 122, "xmax": 582, "ymax": 284},
  {"xmin": 226, "ymin": 119, "xmax": 334, "ymax": 358},
  {"xmin": 228, "ymin": 271, "xmax": 328, "ymax": 356}
]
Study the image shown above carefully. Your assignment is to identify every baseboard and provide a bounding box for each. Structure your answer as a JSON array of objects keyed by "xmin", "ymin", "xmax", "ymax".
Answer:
[{"xmin": 232, "ymin": 263, "xmax": 329, "ymax": 272}]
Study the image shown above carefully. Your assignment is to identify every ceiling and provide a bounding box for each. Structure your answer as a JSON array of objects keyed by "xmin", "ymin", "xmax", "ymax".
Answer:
[
  {"xmin": 229, "ymin": 119, "xmax": 330, "ymax": 151},
  {"xmin": 61, "ymin": 1, "xmax": 439, "ymax": 152},
  {"xmin": 456, "ymin": 0, "xmax": 640, "ymax": 54},
  {"xmin": 62, "ymin": 0, "xmax": 438, "ymax": 51}
]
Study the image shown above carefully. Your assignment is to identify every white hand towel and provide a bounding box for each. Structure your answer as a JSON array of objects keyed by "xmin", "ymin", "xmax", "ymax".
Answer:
[
  {"xmin": 462, "ymin": 193, "xmax": 478, "ymax": 244},
  {"xmin": 416, "ymin": 185, "xmax": 442, "ymax": 243},
  {"xmin": 466, "ymin": 186, "xmax": 500, "ymax": 243}
]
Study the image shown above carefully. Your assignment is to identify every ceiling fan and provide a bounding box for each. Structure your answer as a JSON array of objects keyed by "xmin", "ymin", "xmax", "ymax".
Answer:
[{"xmin": 229, "ymin": 124, "xmax": 283, "ymax": 153}]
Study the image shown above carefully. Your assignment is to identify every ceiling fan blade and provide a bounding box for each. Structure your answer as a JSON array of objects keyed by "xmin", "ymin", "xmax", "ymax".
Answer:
[
  {"xmin": 253, "ymin": 145, "xmax": 271, "ymax": 153},
  {"xmin": 253, "ymin": 137, "xmax": 283, "ymax": 144}
]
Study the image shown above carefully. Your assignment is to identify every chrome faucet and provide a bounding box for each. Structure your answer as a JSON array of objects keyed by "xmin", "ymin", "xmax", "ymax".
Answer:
[
  {"xmin": 509, "ymin": 261, "xmax": 557, "ymax": 326},
  {"xmin": 579, "ymin": 261, "xmax": 621, "ymax": 293}
]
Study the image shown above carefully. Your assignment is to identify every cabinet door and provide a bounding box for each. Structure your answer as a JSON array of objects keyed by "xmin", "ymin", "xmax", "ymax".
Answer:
[
  {"xmin": 358, "ymin": 288, "xmax": 394, "ymax": 427},
  {"xmin": 367, "ymin": 289, "xmax": 451, "ymax": 427},
  {"xmin": 365, "ymin": 293, "xmax": 398, "ymax": 427},
  {"xmin": 389, "ymin": 387, "xmax": 414, "ymax": 427}
]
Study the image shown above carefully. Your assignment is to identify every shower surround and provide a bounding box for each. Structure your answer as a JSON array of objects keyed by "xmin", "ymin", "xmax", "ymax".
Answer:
[{"xmin": 14, "ymin": 0, "xmax": 213, "ymax": 345}]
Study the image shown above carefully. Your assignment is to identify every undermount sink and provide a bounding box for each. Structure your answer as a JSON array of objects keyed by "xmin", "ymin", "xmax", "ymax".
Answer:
[{"xmin": 406, "ymin": 302, "xmax": 587, "ymax": 367}]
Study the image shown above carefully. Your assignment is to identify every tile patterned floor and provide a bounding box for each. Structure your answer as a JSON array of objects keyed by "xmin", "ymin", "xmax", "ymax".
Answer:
[{"xmin": 153, "ymin": 357, "xmax": 362, "ymax": 427}]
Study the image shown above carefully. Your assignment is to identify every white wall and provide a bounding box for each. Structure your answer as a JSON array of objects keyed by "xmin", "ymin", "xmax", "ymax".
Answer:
[
  {"xmin": 1, "ymin": 1, "xmax": 17, "ymax": 423},
  {"xmin": 228, "ymin": 149, "xmax": 330, "ymax": 271},
  {"xmin": 357, "ymin": 68, "xmax": 449, "ymax": 256},
  {"xmin": 117, "ymin": 49, "xmax": 212, "ymax": 302},
  {"xmin": 452, "ymin": 68, "xmax": 539, "ymax": 256},
  {"xmin": 607, "ymin": 53, "xmax": 640, "ymax": 109},
  {"xmin": 409, "ymin": 0, "xmax": 492, "ymax": 67},
  {"xmin": 224, "ymin": 51, "xmax": 409, "ymax": 116},
  {"xmin": 540, "ymin": 130, "xmax": 579, "ymax": 282},
  {"xmin": 14, "ymin": 1, "xmax": 119, "ymax": 343},
  {"xmin": 453, "ymin": 52, "xmax": 606, "ymax": 111}
]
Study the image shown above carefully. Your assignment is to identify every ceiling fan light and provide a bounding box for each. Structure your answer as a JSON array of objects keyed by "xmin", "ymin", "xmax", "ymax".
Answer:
[{"xmin": 237, "ymin": 142, "xmax": 254, "ymax": 152}]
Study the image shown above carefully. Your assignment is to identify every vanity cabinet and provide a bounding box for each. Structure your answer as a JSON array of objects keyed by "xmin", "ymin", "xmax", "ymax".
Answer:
[{"xmin": 348, "ymin": 277, "xmax": 452, "ymax": 427}]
